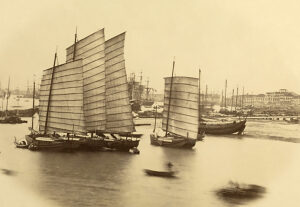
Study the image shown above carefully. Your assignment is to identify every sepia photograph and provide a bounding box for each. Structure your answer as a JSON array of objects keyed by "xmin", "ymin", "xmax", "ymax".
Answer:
[{"xmin": 0, "ymin": 0, "xmax": 300, "ymax": 206}]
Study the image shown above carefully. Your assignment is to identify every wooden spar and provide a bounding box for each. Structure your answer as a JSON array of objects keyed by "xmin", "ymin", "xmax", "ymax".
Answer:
[
  {"xmin": 241, "ymin": 87, "xmax": 244, "ymax": 110},
  {"xmin": 5, "ymin": 77, "xmax": 10, "ymax": 117},
  {"xmin": 231, "ymin": 89, "xmax": 234, "ymax": 111},
  {"xmin": 31, "ymin": 81, "xmax": 35, "ymax": 129},
  {"xmin": 153, "ymin": 105, "xmax": 157, "ymax": 133},
  {"xmin": 146, "ymin": 78, "xmax": 150, "ymax": 100},
  {"xmin": 44, "ymin": 53, "xmax": 57, "ymax": 135},
  {"xmin": 165, "ymin": 60, "xmax": 175, "ymax": 137},
  {"xmin": 73, "ymin": 27, "xmax": 77, "ymax": 61},
  {"xmin": 224, "ymin": 79, "xmax": 227, "ymax": 109},
  {"xmin": 235, "ymin": 87, "xmax": 239, "ymax": 111},
  {"xmin": 198, "ymin": 69, "xmax": 201, "ymax": 121}
]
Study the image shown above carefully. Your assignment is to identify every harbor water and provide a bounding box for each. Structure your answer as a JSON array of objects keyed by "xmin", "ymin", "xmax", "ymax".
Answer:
[{"xmin": 1, "ymin": 118, "xmax": 300, "ymax": 207}]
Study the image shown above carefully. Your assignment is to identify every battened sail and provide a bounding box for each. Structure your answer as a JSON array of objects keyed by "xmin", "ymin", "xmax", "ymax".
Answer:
[
  {"xmin": 66, "ymin": 29, "xmax": 106, "ymax": 131},
  {"xmin": 104, "ymin": 33, "xmax": 135, "ymax": 133},
  {"xmin": 39, "ymin": 59, "xmax": 86, "ymax": 134},
  {"xmin": 162, "ymin": 77, "xmax": 199, "ymax": 139}
]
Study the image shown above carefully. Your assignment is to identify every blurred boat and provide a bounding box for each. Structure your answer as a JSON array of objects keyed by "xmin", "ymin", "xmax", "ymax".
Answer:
[
  {"xmin": 216, "ymin": 181, "xmax": 266, "ymax": 201},
  {"xmin": 144, "ymin": 169, "xmax": 176, "ymax": 177}
]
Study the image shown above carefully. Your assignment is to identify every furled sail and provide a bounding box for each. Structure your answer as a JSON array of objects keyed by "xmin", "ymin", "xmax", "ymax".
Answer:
[
  {"xmin": 66, "ymin": 29, "xmax": 106, "ymax": 131},
  {"xmin": 39, "ymin": 59, "xmax": 86, "ymax": 134},
  {"xmin": 162, "ymin": 77, "xmax": 199, "ymax": 139},
  {"xmin": 104, "ymin": 33, "xmax": 135, "ymax": 133}
]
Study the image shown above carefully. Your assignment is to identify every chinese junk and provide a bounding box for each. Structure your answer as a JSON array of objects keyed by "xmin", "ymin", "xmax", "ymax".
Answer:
[
  {"xmin": 150, "ymin": 62, "xmax": 199, "ymax": 148},
  {"xmin": 25, "ymin": 28, "xmax": 139, "ymax": 151}
]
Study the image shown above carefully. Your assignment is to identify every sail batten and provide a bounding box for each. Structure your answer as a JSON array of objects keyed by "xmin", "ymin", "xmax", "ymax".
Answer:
[
  {"xmin": 104, "ymin": 32, "xmax": 134, "ymax": 133},
  {"xmin": 66, "ymin": 29, "xmax": 106, "ymax": 131},
  {"xmin": 162, "ymin": 77, "xmax": 199, "ymax": 139},
  {"xmin": 39, "ymin": 59, "xmax": 86, "ymax": 134}
]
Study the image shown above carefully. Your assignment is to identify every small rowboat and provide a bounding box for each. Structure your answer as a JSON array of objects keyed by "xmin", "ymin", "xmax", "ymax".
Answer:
[
  {"xmin": 14, "ymin": 138, "xmax": 29, "ymax": 149},
  {"xmin": 144, "ymin": 169, "xmax": 176, "ymax": 178}
]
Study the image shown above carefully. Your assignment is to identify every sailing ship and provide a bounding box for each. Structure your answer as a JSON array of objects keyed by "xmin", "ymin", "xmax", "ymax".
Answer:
[
  {"xmin": 25, "ymin": 28, "xmax": 139, "ymax": 151},
  {"xmin": 150, "ymin": 61, "xmax": 199, "ymax": 148}
]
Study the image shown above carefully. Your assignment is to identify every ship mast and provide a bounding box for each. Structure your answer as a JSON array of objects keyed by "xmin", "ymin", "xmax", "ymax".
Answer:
[
  {"xmin": 235, "ymin": 86, "xmax": 239, "ymax": 111},
  {"xmin": 224, "ymin": 79, "xmax": 227, "ymax": 110},
  {"xmin": 165, "ymin": 59, "xmax": 175, "ymax": 137},
  {"xmin": 231, "ymin": 89, "xmax": 234, "ymax": 111},
  {"xmin": 32, "ymin": 80, "xmax": 35, "ymax": 129},
  {"xmin": 5, "ymin": 77, "xmax": 10, "ymax": 117},
  {"xmin": 198, "ymin": 69, "xmax": 201, "ymax": 120},
  {"xmin": 73, "ymin": 27, "xmax": 77, "ymax": 61},
  {"xmin": 44, "ymin": 52, "xmax": 57, "ymax": 135}
]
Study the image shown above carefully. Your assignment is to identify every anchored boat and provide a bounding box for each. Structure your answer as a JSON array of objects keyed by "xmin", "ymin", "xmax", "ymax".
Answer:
[
  {"xmin": 150, "ymin": 60, "xmax": 199, "ymax": 148},
  {"xmin": 199, "ymin": 119, "xmax": 246, "ymax": 135},
  {"xmin": 25, "ymin": 28, "xmax": 139, "ymax": 152}
]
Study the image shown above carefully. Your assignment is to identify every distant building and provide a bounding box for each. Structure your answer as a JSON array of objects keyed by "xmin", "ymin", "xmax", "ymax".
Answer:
[{"xmin": 227, "ymin": 89, "xmax": 299, "ymax": 108}]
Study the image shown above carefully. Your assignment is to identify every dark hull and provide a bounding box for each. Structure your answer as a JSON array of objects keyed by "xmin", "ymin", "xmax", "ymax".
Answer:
[
  {"xmin": 199, "ymin": 120, "xmax": 246, "ymax": 135},
  {"xmin": 79, "ymin": 138, "xmax": 140, "ymax": 152},
  {"xmin": 150, "ymin": 134, "xmax": 196, "ymax": 148},
  {"xmin": 144, "ymin": 169, "xmax": 175, "ymax": 177},
  {"xmin": 0, "ymin": 116, "xmax": 27, "ymax": 124},
  {"xmin": 26, "ymin": 135, "xmax": 80, "ymax": 151}
]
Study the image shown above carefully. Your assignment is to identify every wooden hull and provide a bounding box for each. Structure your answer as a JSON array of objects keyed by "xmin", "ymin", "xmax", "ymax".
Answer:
[
  {"xmin": 150, "ymin": 134, "xmax": 196, "ymax": 148},
  {"xmin": 26, "ymin": 135, "xmax": 80, "ymax": 151},
  {"xmin": 79, "ymin": 137, "xmax": 140, "ymax": 152},
  {"xmin": 103, "ymin": 139, "xmax": 140, "ymax": 151},
  {"xmin": 144, "ymin": 169, "xmax": 175, "ymax": 177},
  {"xmin": 199, "ymin": 120, "xmax": 246, "ymax": 135}
]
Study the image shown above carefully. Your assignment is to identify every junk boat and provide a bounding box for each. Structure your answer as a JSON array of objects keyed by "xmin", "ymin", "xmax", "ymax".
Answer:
[
  {"xmin": 150, "ymin": 60, "xmax": 199, "ymax": 148},
  {"xmin": 25, "ymin": 28, "xmax": 140, "ymax": 152}
]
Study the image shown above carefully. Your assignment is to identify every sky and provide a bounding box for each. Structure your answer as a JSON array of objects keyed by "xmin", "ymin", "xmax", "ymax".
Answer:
[{"xmin": 1, "ymin": 0, "xmax": 300, "ymax": 94}]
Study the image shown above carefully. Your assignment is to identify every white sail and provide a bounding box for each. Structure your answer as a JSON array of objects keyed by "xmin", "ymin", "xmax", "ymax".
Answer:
[
  {"xmin": 66, "ymin": 29, "xmax": 106, "ymax": 131},
  {"xmin": 39, "ymin": 59, "xmax": 86, "ymax": 134},
  {"xmin": 162, "ymin": 77, "xmax": 199, "ymax": 139},
  {"xmin": 104, "ymin": 33, "xmax": 135, "ymax": 133}
]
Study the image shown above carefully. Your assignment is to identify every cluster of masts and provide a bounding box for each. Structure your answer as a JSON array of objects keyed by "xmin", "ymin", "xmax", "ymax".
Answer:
[{"xmin": 220, "ymin": 79, "xmax": 246, "ymax": 111}]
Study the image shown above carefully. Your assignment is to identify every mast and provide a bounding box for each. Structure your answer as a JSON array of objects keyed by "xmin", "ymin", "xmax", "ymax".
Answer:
[
  {"xmin": 224, "ymin": 79, "xmax": 227, "ymax": 110},
  {"xmin": 44, "ymin": 52, "xmax": 57, "ymax": 135},
  {"xmin": 32, "ymin": 81, "xmax": 35, "ymax": 129},
  {"xmin": 146, "ymin": 78, "xmax": 150, "ymax": 101},
  {"xmin": 73, "ymin": 27, "xmax": 77, "ymax": 61},
  {"xmin": 198, "ymin": 69, "xmax": 201, "ymax": 121},
  {"xmin": 241, "ymin": 87, "xmax": 244, "ymax": 110},
  {"xmin": 5, "ymin": 77, "xmax": 10, "ymax": 117},
  {"xmin": 231, "ymin": 89, "xmax": 234, "ymax": 111},
  {"xmin": 132, "ymin": 73, "xmax": 135, "ymax": 100},
  {"xmin": 139, "ymin": 71, "xmax": 143, "ymax": 101},
  {"xmin": 165, "ymin": 59, "xmax": 175, "ymax": 137},
  {"xmin": 235, "ymin": 87, "xmax": 239, "ymax": 111}
]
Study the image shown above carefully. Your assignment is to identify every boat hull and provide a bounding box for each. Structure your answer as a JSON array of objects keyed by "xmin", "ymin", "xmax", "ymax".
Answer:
[
  {"xmin": 26, "ymin": 135, "xmax": 80, "ymax": 151},
  {"xmin": 150, "ymin": 134, "xmax": 196, "ymax": 148},
  {"xmin": 199, "ymin": 120, "xmax": 246, "ymax": 135},
  {"xmin": 78, "ymin": 137, "xmax": 140, "ymax": 152},
  {"xmin": 144, "ymin": 169, "xmax": 175, "ymax": 177}
]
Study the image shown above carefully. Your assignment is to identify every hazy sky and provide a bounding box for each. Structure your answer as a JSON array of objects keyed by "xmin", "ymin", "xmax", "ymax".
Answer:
[{"xmin": 1, "ymin": 0, "xmax": 300, "ymax": 94}]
